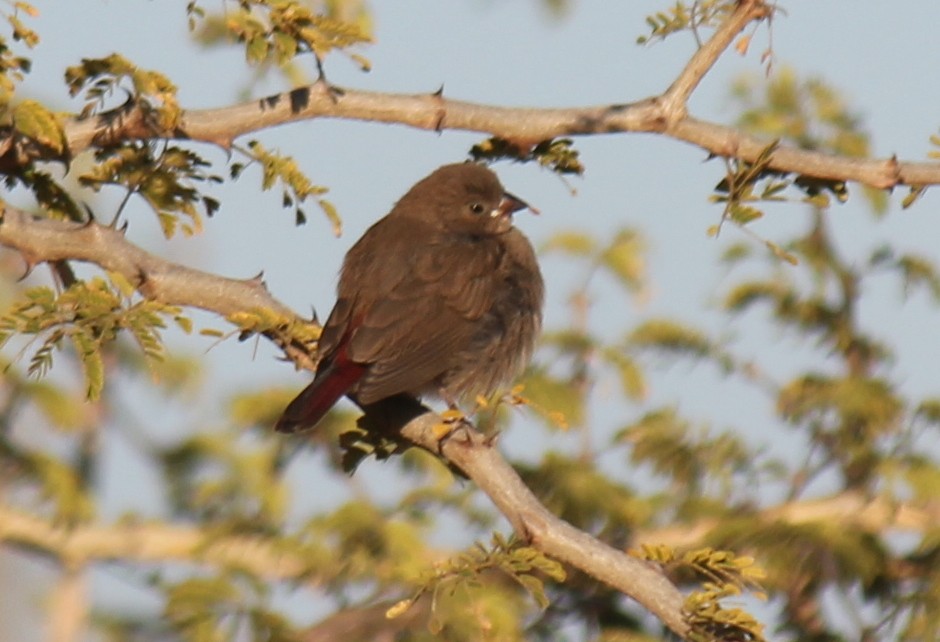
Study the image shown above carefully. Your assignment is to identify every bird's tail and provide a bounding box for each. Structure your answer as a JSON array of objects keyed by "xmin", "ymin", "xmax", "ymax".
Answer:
[{"xmin": 274, "ymin": 362, "xmax": 366, "ymax": 433}]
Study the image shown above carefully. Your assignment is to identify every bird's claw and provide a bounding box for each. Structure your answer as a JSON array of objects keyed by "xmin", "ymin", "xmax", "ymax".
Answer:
[{"xmin": 432, "ymin": 408, "xmax": 474, "ymax": 449}]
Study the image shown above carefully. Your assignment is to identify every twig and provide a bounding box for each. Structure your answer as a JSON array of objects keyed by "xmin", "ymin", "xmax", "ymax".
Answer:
[
  {"xmin": 661, "ymin": 0, "xmax": 771, "ymax": 119},
  {"xmin": 48, "ymin": 565, "xmax": 87, "ymax": 642}
]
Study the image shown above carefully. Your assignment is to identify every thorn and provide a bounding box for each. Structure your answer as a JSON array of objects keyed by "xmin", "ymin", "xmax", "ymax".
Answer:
[
  {"xmin": 81, "ymin": 203, "xmax": 96, "ymax": 223},
  {"xmin": 313, "ymin": 53, "xmax": 343, "ymax": 104},
  {"xmin": 310, "ymin": 307, "xmax": 319, "ymax": 324},
  {"xmin": 430, "ymin": 84, "xmax": 447, "ymax": 133},
  {"xmin": 248, "ymin": 270, "xmax": 265, "ymax": 285},
  {"xmin": 118, "ymin": 221, "xmax": 129, "ymax": 235},
  {"xmin": 16, "ymin": 259, "xmax": 34, "ymax": 282}
]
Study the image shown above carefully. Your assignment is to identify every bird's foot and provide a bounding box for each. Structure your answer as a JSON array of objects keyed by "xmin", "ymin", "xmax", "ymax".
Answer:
[{"xmin": 431, "ymin": 408, "xmax": 475, "ymax": 451}]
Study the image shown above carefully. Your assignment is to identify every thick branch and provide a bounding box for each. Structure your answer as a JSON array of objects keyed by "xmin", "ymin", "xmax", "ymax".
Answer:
[
  {"xmin": 0, "ymin": 503, "xmax": 320, "ymax": 582},
  {"xmin": 0, "ymin": 205, "xmax": 293, "ymax": 319},
  {"xmin": 0, "ymin": 205, "xmax": 319, "ymax": 369},
  {"xmin": 47, "ymin": 1, "xmax": 937, "ymax": 192},
  {"xmin": 634, "ymin": 489, "xmax": 937, "ymax": 550}
]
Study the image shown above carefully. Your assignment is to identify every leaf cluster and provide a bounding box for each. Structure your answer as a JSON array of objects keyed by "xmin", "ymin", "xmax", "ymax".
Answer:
[
  {"xmin": 470, "ymin": 136, "xmax": 584, "ymax": 176},
  {"xmin": 187, "ymin": 0, "xmax": 371, "ymax": 70},
  {"xmin": 0, "ymin": 1, "xmax": 39, "ymax": 108},
  {"xmin": 164, "ymin": 573, "xmax": 299, "ymax": 642},
  {"xmin": 525, "ymin": 226, "xmax": 649, "ymax": 431},
  {"xmin": 0, "ymin": 276, "xmax": 191, "ymax": 400},
  {"xmin": 80, "ymin": 142, "xmax": 222, "ymax": 236},
  {"xmin": 232, "ymin": 140, "xmax": 339, "ymax": 231},
  {"xmin": 636, "ymin": 1, "xmax": 733, "ymax": 45},
  {"xmin": 214, "ymin": 305, "xmax": 320, "ymax": 361},
  {"xmin": 635, "ymin": 545, "xmax": 767, "ymax": 642},
  {"xmin": 703, "ymin": 69, "xmax": 897, "ymax": 265},
  {"xmin": 389, "ymin": 534, "xmax": 566, "ymax": 635},
  {"xmin": 161, "ymin": 431, "xmax": 289, "ymax": 528},
  {"xmin": 66, "ymin": 53, "xmax": 181, "ymax": 128}
]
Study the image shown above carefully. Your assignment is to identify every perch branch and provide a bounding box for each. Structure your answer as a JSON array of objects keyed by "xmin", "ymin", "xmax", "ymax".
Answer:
[{"xmin": 397, "ymin": 412, "xmax": 692, "ymax": 638}]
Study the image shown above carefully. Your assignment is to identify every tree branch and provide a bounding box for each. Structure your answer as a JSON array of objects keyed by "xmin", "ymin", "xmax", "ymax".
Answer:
[
  {"xmin": 0, "ymin": 503, "xmax": 322, "ymax": 582},
  {"xmin": 41, "ymin": 0, "xmax": 936, "ymax": 193},
  {"xmin": 0, "ymin": 206, "xmax": 292, "ymax": 318},
  {"xmin": 0, "ymin": 204, "xmax": 318, "ymax": 370},
  {"xmin": 394, "ymin": 411, "xmax": 692, "ymax": 639},
  {"xmin": 660, "ymin": 0, "xmax": 771, "ymax": 117},
  {"xmin": 633, "ymin": 489, "xmax": 937, "ymax": 550},
  {"xmin": 48, "ymin": 566, "xmax": 87, "ymax": 642}
]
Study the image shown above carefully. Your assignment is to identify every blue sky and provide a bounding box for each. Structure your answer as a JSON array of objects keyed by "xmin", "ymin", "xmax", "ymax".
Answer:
[{"xmin": 4, "ymin": 1, "xmax": 940, "ymax": 638}]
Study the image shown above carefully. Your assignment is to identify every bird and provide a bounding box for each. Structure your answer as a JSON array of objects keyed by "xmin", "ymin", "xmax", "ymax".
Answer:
[{"xmin": 275, "ymin": 162, "xmax": 544, "ymax": 433}]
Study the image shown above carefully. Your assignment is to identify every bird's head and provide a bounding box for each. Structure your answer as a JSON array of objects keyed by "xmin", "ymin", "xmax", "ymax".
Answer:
[{"xmin": 395, "ymin": 163, "xmax": 536, "ymax": 236}]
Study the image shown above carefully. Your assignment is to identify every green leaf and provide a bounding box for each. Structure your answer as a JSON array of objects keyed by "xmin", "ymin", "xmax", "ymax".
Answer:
[
  {"xmin": 71, "ymin": 330, "xmax": 104, "ymax": 400},
  {"xmin": 601, "ymin": 346, "xmax": 646, "ymax": 400},
  {"xmin": 600, "ymin": 229, "xmax": 646, "ymax": 291},
  {"xmin": 318, "ymin": 198, "xmax": 341, "ymax": 235},
  {"xmin": 12, "ymin": 99, "xmax": 65, "ymax": 153},
  {"xmin": 541, "ymin": 230, "xmax": 596, "ymax": 256}
]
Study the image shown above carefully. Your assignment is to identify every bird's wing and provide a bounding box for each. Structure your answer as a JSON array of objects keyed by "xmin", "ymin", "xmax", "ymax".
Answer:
[{"xmin": 347, "ymin": 232, "xmax": 502, "ymax": 404}]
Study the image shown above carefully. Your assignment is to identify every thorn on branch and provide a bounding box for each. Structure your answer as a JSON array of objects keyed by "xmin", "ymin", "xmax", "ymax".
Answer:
[
  {"xmin": 432, "ymin": 85, "xmax": 446, "ymax": 132},
  {"xmin": 16, "ymin": 258, "xmax": 35, "ymax": 281},
  {"xmin": 313, "ymin": 54, "xmax": 343, "ymax": 104},
  {"xmin": 886, "ymin": 154, "xmax": 901, "ymax": 189}
]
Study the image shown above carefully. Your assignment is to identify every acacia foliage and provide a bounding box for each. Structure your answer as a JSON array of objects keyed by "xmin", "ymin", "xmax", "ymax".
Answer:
[{"xmin": 0, "ymin": 2, "xmax": 939, "ymax": 641}]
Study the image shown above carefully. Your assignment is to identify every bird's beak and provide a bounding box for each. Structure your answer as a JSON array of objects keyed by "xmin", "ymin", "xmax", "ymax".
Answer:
[{"xmin": 493, "ymin": 192, "xmax": 540, "ymax": 219}]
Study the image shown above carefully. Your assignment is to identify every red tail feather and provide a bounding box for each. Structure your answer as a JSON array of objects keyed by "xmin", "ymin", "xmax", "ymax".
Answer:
[{"xmin": 275, "ymin": 361, "xmax": 366, "ymax": 433}]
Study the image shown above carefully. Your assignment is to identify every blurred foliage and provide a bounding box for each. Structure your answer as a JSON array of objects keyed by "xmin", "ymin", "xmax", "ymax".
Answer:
[
  {"xmin": 0, "ymin": 3, "xmax": 939, "ymax": 642},
  {"xmin": 0, "ymin": 1, "xmax": 39, "ymax": 108},
  {"xmin": 187, "ymin": 0, "xmax": 371, "ymax": 68},
  {"xmin": 188, "ymin": 0, "xmax": 372, "ymax": 91}
]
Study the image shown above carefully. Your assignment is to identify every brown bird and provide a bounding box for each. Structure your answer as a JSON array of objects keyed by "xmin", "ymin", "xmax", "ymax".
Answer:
[{"xmin": 275, "ymin": 162, "xmax": 544, "ymax": 433}]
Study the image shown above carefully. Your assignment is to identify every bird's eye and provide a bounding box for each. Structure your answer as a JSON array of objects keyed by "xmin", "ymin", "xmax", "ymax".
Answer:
[{"xmin": 469, "ymin": 202, "xmax": 486, "ymax": 215}]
